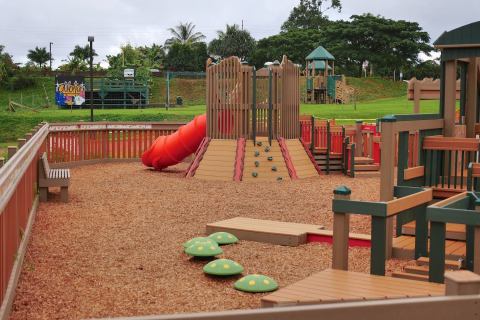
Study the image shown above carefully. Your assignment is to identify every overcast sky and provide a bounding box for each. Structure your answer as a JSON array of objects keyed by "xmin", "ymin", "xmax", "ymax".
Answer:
[{"xmin": 1, "ymin": 0, "xmax": 479, "ymax": 68}]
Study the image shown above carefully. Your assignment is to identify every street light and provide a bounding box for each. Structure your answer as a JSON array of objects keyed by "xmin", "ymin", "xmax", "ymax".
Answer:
[{"xmin": 88, "ymin": 36, "xmax": 94, "ymax": 122}]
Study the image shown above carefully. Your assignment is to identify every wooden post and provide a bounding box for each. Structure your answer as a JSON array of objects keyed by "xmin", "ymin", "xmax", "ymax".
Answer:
[
  {"xmin": 429, "ymin": 220, "xmax": 446, "ymax": 283},
  {"xmin": 444, "ymin": 60, "xmax": 458, "ymax": 137},
  {"xmin": 445, "ymin": 271, "xmax": 480, "ymax": 296},
  {"xmin": 355, "ymin": 120, "xmax": 363, "ymax": 157},
  {"xmin": 413, "ymin": 80, "xmax": 421, "ymax": 113},
  {"xmin": 25, "ymin": 132, "xmax": 33, "ymax": 141},
  {"xmin": 473, "ymin": 200, "xmax": 480, "ymax": 275},
  {"xmin": 465, "ymin": 58, "xmax": 478, "ymax": 138},
  {"xmin": 7, "ymin": 146, "xmax": 17, "ymax": 159},
  {"xmin": 332, "ymin": 186, "xmax": 351, "ymax": 271},
  {"xmin": 17, "ymin": 138, "xmax": 27, "ymax": 148},
  {"xmin": 379, "ymin": 116, "xmax": 396, "ymax": 258}
]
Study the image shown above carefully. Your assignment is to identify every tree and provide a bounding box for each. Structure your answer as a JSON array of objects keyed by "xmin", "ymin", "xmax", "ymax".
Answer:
[
  {"xmin": 27, "ymin": 46, "xmax": 50, "ymax": 68},
  {"xmin": 0, "ymin": 45, "xmax": 16, "ymax": 85},
  {"xmin": 164, "ymin": 42, "xmax": 208, "ymax": 72},
  {"xmin": 281, "ymin": 0, "xmax": 341, "ymax": 31},
  {"xmin": 208, "ymin": 24, "xmax": 256, "ymax": 61},
  {"xmin": 69, "ymin": 45, "xmax": 97, "ymax": 63},
  {"xmin": 251, "ymin": 29, "xmax": 324, "ymax": 68},
  {"xmin": 165, "ymin": 22, "xmax": 205, "ymax": 47},
  {"xmin": 320, "ymin": 14, "xmax": 432, "ymax": 76}
]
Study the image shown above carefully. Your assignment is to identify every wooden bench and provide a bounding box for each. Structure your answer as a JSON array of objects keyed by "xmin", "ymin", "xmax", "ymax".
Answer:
[{"xmin": 39, "ymin": 152, "xmax": 70, "ymax": 202}]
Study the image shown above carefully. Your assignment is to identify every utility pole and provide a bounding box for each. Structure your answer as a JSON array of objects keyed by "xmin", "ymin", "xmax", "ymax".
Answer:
[
  {"xmin": 49, "ymin": 42, "xmax": 53, "ymax": 70},
  {"xmin": 241, "ymin": 20, "xmax": 244, "ymax": 30},
  {"xmin": 88, "ymin": 36, "xmax": 95, "ymax": 122}
]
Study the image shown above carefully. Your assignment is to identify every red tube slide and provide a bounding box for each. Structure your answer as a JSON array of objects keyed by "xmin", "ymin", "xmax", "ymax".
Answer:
[{"xmin": 142, "ymin": 114, "xmax": 206, "ymax": 170}]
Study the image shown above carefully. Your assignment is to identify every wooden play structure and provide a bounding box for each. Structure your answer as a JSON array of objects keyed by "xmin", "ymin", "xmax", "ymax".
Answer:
[
  {"xmin": 407, "ymin": 77, "xmax": 461, "ymax": 113},
  {"xmin": 305, "ymin": 46, "xmax": 355, "ymax": 104},
  {"xmin": 187, "ymin": 56, "xmax": 320, "ymax": 181}
]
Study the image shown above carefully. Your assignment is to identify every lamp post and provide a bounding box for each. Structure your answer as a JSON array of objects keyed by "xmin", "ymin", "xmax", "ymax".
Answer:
[
  {"xmin": 49, "ymin": 42, "xmax": 53, "ymax": 70},
  {"xmin": 88, "ymin": 36, "xmax": 94, "ymax": 122}
]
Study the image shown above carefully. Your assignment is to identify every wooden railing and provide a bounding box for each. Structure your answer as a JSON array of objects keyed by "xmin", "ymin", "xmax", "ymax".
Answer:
[
  {"xmin": 47, "ymin": 122, "xmax": 184, "ymax": 164},
  {"xmin": 0, "ymin": 123, "xmax": 48, "ymax": 318}
]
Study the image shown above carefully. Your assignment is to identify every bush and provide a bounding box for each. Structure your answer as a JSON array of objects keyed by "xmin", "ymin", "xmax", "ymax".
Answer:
[{"xmin": 7, "ymin": 74, "xmax": 37, "ymax": 91}]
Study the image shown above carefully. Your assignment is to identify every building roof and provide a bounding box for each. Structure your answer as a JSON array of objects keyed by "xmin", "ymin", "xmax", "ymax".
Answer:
[
  {"xmin": 434, "ymin": 21, "xmax": 480, "ymax": 48},
  {"xmin": 306, "ymin": 46, "xmax": 335, "ymax": 61},
  {"xmin": 307, "ymin": 60, "xmax": 332, "ymax": 71}
]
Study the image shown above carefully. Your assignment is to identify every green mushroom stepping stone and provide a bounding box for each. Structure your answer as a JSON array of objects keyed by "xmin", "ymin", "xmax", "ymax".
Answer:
[
  {"xmin": 252, "ymin": 172, "xmax": 258, "ymax": 178},
  {"xmin": 185, "ymin": 242, "xmax": 223, "ymax": 257},
  {"xmin": 267, "ymin": 156, "xmax": 273, "ymax": 161},
  {"xmin": 254, "ymin": 151, "xmax": 260, "ymax": 157},
  {"xmin": 209, "ymin": 232, "xmax": 239, "ymax": 245},
  {"xmin": 234, "ymin": 274, "xmax": 278, "ymax": 293},
  {"xmin": 254, "ymin": 161, "xmax": 260, "ymax": 167},
  {"xmin": 183, "ymin": 237, "xmax": 217, "ymax": 249},
  {"xmin": 203, "ymin": 259, "xmax": 244, "ymax": 276}
]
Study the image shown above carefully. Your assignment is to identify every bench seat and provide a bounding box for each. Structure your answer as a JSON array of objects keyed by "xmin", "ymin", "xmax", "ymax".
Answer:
[{"xmin": 39, "ymin": 153, "xmax": 70, "ymax": 202}]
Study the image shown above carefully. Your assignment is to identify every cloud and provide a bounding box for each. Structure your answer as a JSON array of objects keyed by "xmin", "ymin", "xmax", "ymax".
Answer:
[{"xmin": 0, "ymin": 0, "xmax": 478, "ymax": 67}]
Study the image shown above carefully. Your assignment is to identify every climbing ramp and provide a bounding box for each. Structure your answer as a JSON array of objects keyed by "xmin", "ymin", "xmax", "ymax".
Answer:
[
  {"xmin": 189, "ymin": 137, "xmax": 319, "ymax": 181},
  {"xmin": 193, "ymin": 140, "xmax": 237, "ymax": 181}
]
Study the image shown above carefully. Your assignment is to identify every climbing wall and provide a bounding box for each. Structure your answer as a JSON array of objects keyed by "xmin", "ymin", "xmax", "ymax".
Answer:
[
  {"xmin": 193, "ymin": 140, "xmax": 237, "ymax": 181},
  {"xmin": 285, "ymin": 140, "xmax": 319, "ymax": 179},
  {"xmin": 243, "ymin": 137, "xmax": 289, "ymax": 182}
]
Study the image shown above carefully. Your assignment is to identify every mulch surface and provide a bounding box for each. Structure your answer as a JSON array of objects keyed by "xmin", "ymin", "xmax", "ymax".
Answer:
[{"xmin": 10, "ymin": 162, "xmax": 407, "ymax": 320}]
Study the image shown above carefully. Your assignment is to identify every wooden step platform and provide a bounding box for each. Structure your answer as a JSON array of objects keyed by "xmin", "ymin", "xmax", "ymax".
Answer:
[
  {"xmin": 206, "ymin": 217, "xmax": 370, "ymax": 247},
  {"xmin": 354, "ymin": 157, "xmax": 374, "ymax": 165},
  {"xmin": 402, "ymin": 221, "xmax": 466, "ymax": 240},
  {"xmin": 355, "ymin": 164, "xmax": 380, "ymax": 171},
  {"xmin": 194, "ymin": 139, "xmax": 237, "ymax": 181},
  {"xmin": 391, "ymin": 272, "xmax": 429, "ymax": 282},
  {"xmin": 416, "ymin": 257, "xmax": 462, "ymax": 269},
  {"xmin": 392, "ymin": 236, "xmax": 466, "ymax": 260},
  {"xmin": 261, "ymin": 269, "xmax": 445, "ymax": 307}
]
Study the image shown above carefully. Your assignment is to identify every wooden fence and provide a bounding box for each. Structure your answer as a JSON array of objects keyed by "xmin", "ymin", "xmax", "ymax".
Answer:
[
  {"xmin": 47, "ymin": 122, "xmax": 184, "ymax": 164},
  {"xmin": 0, "ymin": 124, "xmax": 48, "ymax": 319}
]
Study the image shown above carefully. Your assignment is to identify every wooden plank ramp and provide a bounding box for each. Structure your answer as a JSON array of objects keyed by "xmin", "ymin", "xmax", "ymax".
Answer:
[
  {"xmin": 402, "ymin": 221, "xmax": 466, "ymax": 240},
  {"xmin": 261, "ymin": 269, "xmax": 445, "ymax": 307},
  {"xmin": 285, "ymin": 139, "xmax": 319, "ymax": 178},
  {"xmin": 206, "ymin": 217, "xmax": 370, "ymax": 247},
  {"xmin": 392, "ymin": 235, "xmax": 466, "ymax": 260},
  {"xmin": 194, "ymin": 139, "xmax": 237, "ymax": 181}
]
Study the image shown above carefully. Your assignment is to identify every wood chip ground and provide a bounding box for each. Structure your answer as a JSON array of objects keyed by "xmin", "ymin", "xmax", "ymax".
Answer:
[{"xmin": 10, "ymin": 162, "xmax": 408, "ymax": 319}]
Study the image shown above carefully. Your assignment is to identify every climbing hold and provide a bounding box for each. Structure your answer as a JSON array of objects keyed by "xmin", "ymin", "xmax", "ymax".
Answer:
[
  {"xmin": 271, "ymin": 166, "xmax": 277, "ymax": 172},
  {"xmin": 267, "ymin": 156, "xmax": 273, "ymax": 161},
  {"xmin": 254, "ymin": 161, "xmax": 260, "ymax": 167},
  {"xmin": 256, "ymin": 141, "xmax": 263, "ymax": 147},
  {"xmin": 252, "ymin": 172, "xmax": 258, "ymax": 178},
  {"xmin": 277, "ymin": 177, "xmax": 283, "ymax": 181},
  {"xmin": 254, "ymin": 151, "xmax": 260, "ymax": 157},
  {"xmin": 264, "ymin": 146, "xmax": 271, "ymax": 152}
]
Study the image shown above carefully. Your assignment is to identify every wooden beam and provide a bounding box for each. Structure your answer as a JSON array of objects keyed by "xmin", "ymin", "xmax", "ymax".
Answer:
[
  {"xmin": 432, "ymin": 192, "xmax": 469, "ymax": 208},
  {"xmin": 386, "ymin": 189, "xmax": 433, "ymax": 217},
  {"xmin": 444, "ymin": 60, "xmax": 458, "ymax": 137},
  {"xmin": 445, "ymin": 271, "xmax": 480, "ymax": 295},
  {"xmin": 394, "ymin": 119, "xmax": 444, "ymax": 133},
  {"xmin": 404, "ymin": 166, "xmax": 425, "ymax": 181},
  {"xmin": 465, "ymin": 58, "xmax": 478, "ymax": 138}
]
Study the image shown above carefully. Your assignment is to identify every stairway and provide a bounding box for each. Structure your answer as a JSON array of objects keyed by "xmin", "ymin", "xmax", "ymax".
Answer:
[
  {"xmin": 354, "ymin": 156, "xmax": 380, "ymax": 171},
  {"xmin": 313, "ymin": 151, "xmax": 343, "ymax": 172},
  {"xmin": 193, "ymin": 140, "xmax": 237, "ymax": 181},
  {"xmin": 392, "ymin": 256, "xmax": 462, "ymax": 282}
]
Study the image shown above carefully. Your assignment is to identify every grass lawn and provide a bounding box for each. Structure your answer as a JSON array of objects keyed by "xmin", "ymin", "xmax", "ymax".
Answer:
[{"xmin": 0, "ymin": 96, "xmax": 440, "ymax": 144}]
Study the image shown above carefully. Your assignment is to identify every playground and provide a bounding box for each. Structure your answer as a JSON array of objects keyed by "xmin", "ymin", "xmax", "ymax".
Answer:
[
  {"xmin": 1, "ymin": 18, "xmax": 480, "ymax": 320},
  {"xmin": 11, "ymin": 161, "xmax": 390, "ymax": 319}
]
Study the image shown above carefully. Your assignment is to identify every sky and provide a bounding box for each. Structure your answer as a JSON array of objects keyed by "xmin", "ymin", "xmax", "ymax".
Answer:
[{"xmin": 0, "ymin": 0, "xmax": 479, "ymax": 68}]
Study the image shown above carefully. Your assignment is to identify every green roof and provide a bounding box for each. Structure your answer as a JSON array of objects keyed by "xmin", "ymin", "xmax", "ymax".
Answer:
[
  {"xmin": 306, "ymin": 46, "xmax": 335, "ymax": 61},
  {"xmin": 434, "ymin": 21, "xmax": 480, "ymax": 47},
  {"xmin": 307, "ymin": 60, "xmax": 332, "ymax": 71}
]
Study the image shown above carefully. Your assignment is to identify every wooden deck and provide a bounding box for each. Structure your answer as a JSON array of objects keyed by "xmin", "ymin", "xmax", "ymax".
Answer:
[
  {"xmin": 402, "ymin": 221, "xmax": 466, "ymax": 240},
  {"xmin": 261, "ymin": 269, "xmax": 445, "ymax": 307},
  {"xmin": 284, "ymin": 139, "xmax": 318, "ymax": 179},
  {"xmin": 206, "ymin": 217, "xmax": 370, "ymax": 247},
  {"xmin": 392, "ymin": 235, "xmax": 466, "ymax": 260}
]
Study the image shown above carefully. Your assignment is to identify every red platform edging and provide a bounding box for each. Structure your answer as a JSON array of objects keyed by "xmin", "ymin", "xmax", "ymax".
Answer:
[
  {"xmin": 300, "ymin": 139, "xmax": 322, "ymax": 175},
  {"xmin": 185, "ymin": 137, "xmax": 211, "ymax": 178},
  {"xmin": 233, "ymin": 138, "xmax": 246, "ymax": 181},
  {"xmin": 277, "ymin": 137, "xmax": 298, "ymax": 180},
  {"xmin": 307, "ymin": 234, "xmax": 371, "ymax": 248}
]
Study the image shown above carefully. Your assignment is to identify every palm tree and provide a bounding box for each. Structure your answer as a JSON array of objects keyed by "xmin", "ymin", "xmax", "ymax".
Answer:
[
  {"xmin": 69, "ymin": 45, "xmax": 97, "ymax": 63},
  {"xmin": 27, "ymin": 46, "xmax": 50, "ymax": 68},
  {"xmin": 165, "ymin": 22, "xmax": 205, "ymax": 47}
]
